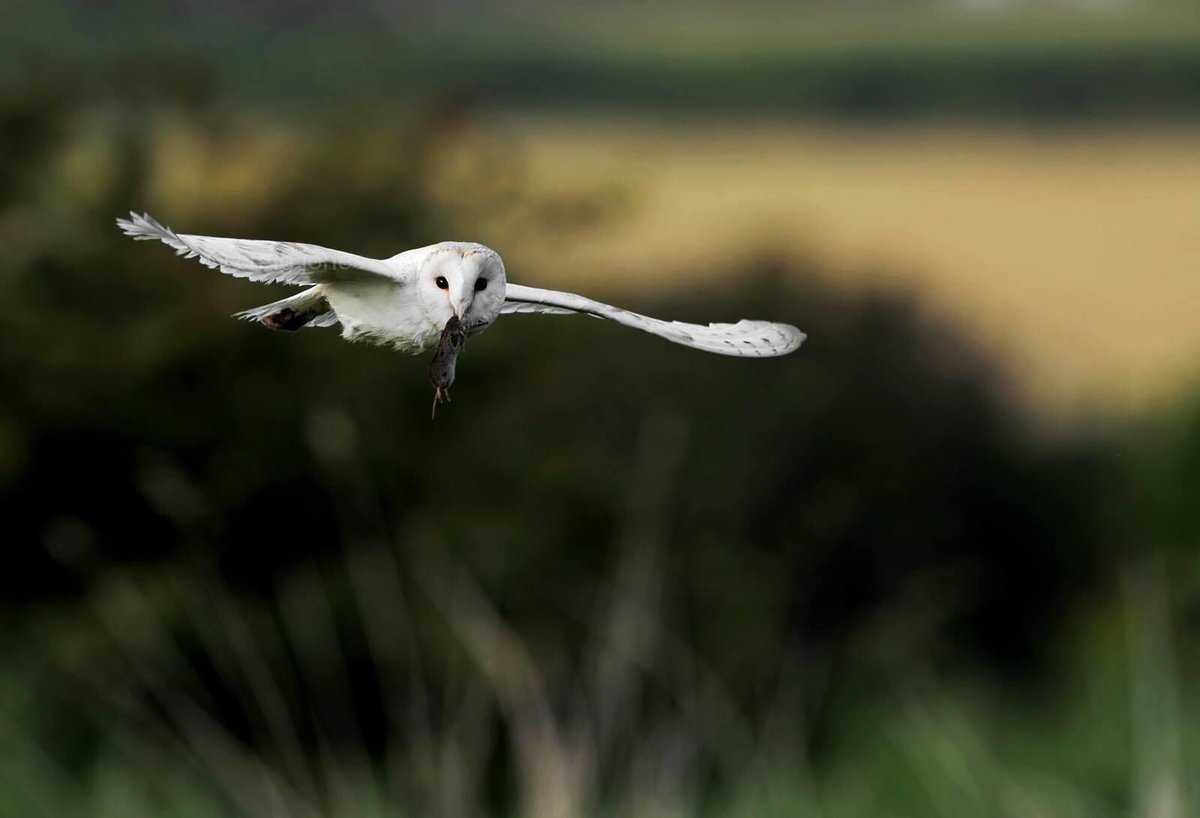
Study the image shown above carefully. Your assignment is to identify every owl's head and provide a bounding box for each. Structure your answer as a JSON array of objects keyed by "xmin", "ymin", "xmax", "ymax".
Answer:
[{"xmin": 415, "ymin": 243, "xmax": 507, "ymax": 332}]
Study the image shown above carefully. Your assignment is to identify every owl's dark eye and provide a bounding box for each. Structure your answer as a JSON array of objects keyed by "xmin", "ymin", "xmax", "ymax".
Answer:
[
  {"xmin": 474, "ymin": 278, "xmax": 488, "ymax": 292},
  {"xmin": 435, "ymin": 276, "xmax": 449, "ymax": 290}
]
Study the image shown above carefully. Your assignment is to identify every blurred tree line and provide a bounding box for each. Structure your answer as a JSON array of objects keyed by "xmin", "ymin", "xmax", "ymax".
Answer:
[
  {"xmin": 1, "ymin": 60, "xmax": 1198, "ymax": 816},
  {"xmin": 6, "ymin": 0, "xmax": 1200, "ymax": 120}
]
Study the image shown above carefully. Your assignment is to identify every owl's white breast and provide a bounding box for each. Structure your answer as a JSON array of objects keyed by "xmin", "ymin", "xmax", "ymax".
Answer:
[{"xmin": 323, "ymin": 280, "xmax": 440, "ymax": 353}]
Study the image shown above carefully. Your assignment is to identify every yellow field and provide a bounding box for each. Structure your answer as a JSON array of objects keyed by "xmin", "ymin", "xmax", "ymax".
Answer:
[{"xmin": 488, "ymin": 116, "xmax": 1200, "ymax": 415}]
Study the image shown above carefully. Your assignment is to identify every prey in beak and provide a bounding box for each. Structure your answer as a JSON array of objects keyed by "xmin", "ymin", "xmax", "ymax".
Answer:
[{"xmin": 429, "ymin": 315, "xmax": 468, "ymax": 419}]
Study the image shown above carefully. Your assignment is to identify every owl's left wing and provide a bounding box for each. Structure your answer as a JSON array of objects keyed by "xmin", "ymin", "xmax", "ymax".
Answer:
[
  {"xmin": 500, "ymin": 283, "xmax": 805, "ymax": 357},
  {"xmin": 117, "ymin": 212, "xmax": 397, "ymax": 286}
]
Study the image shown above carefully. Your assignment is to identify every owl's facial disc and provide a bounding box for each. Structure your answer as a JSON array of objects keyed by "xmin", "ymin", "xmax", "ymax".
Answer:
[{"xmin": 419, "ymin": 246, "xmax": 507, "ymax": 332}]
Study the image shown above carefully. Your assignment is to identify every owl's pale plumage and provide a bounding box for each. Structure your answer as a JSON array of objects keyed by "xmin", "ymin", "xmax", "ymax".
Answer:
[{"xmin": 117, "ymin": 212, "xmax": 806, "ymax": 358}]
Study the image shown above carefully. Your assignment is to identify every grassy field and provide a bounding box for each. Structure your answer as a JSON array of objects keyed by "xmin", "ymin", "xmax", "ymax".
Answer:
[{"xmin": 480, "ymin": 115, "xmax": 1200, "ymax": 414}]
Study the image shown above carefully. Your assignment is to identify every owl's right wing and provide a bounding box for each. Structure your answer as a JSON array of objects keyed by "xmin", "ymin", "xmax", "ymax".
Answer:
[
  {"xmin": 500, "ymin": 283, "xmax": 805, "ymax": 357},
  {"xmin": 117, "ymin": 212, "xmax": 397, "ymax": 286}
]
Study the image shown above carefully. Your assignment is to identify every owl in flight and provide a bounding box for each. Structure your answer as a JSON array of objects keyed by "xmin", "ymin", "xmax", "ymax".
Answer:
[{"xmin": 117, "ymin": 213, "xmax": 805, "ymax": 411}]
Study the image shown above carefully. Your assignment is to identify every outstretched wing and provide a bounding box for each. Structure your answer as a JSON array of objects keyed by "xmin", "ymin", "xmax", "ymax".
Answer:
[
  {"xmin": 116, "ymin": 212, "xmax": 396, "ymax": 286},
  {"xmin": 500, "ymin": 283, "xmax": 805, "ymax": 357}
]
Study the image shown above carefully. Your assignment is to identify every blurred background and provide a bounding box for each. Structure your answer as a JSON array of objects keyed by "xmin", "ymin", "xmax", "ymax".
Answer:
[{"xmin": 2, "ymin": 0, "xmax": 1199, "ymax": 815}]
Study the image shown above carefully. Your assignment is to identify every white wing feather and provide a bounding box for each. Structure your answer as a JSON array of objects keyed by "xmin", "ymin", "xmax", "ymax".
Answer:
[
  {"xmin": 116, "ymin": 212, "xmax": 396, "ymax": 286},
  {"xmin": 501, "ymin": 283, "xmax": 805, "ymax": 357},
  {"xmin": 233, "ymin": 286, "xmax": 339, "ymax": 328}
]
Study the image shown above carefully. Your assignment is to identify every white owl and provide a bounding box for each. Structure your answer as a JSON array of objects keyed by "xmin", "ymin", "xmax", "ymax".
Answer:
[{"xmin": 118, "ymin": 213, "xmax": 804, "ymax": 408}]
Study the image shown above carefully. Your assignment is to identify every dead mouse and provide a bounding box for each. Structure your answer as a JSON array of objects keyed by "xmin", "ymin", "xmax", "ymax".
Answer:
[{"xmin": 429, "ymin": 315, "xmax": 468, "ymax": 418}]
